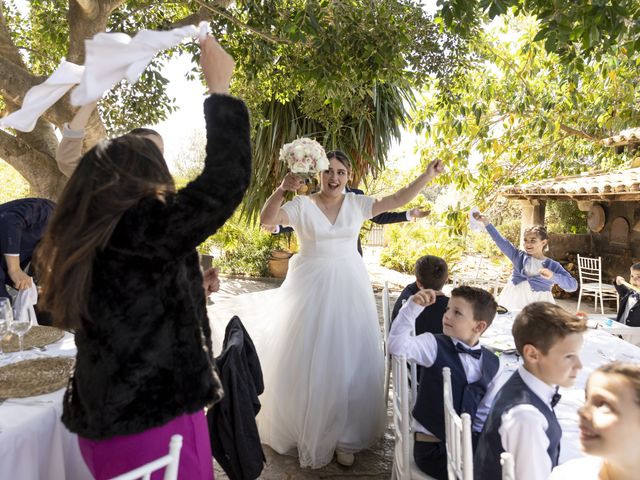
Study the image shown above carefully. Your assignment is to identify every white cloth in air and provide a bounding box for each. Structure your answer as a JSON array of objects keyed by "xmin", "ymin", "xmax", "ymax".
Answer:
[{"xmin": 1, "ymin": 22, "xmax": 210, "ymax": 132}]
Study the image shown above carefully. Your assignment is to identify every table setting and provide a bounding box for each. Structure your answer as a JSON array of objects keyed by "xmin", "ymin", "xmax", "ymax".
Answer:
[
  {"xmin": 0, "ymin": 296, "xmax": 91, "ymax": 479},
  {"xmin": 481, "ymin": 310, "xmax": 640, "ymax": 463}
]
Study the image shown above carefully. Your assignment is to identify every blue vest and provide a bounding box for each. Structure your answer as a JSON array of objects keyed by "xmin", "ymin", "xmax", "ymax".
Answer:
[
  {"xmin": 473, "ymin": 370, "xmax": 561, "ymax": 480},
  {"xmin": 413, "ymin": 335, "xmax": 500, "ymax": 441}
]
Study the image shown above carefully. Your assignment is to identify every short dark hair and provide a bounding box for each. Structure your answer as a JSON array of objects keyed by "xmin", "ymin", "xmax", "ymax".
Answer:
[
  {"xmin": 450, "ymin": 286, "xmax": 497, "ymax": 326},
  {"xmin": 415, "ymin": 255, "xmax": 448, "ymax": 290},
  {"xmin": 128, "ymin": 127, "xmax": 161, "ymax": 138},
  {"xmin": 325, "ymin": 150, "xmax": 352, "ymax": 172},
  {"xmin": 512, "ymin": 302, "xmax": 587, "ymax": 355},
  {"xmin": 631, "ymin": 262, "xmax": 640, "ymax": 271}
]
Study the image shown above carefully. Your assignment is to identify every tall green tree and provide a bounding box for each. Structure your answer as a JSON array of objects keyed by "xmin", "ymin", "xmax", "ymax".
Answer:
[
  {"xmin": 0, "ymin": 0, "xmax": 459, "ymax": 206},
  {"xmin": 414, "ymin": 12, "xmax": 639, "ymax": 225}
]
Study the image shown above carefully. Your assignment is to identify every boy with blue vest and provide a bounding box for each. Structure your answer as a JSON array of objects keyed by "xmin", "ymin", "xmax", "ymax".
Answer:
[
  {"xmin": 474, "ymin": 302, "xmax": 587, "ymax": 480},
  {"xmin": 388, "ymin": 285, "xmax": 502, "ymax": 480}
]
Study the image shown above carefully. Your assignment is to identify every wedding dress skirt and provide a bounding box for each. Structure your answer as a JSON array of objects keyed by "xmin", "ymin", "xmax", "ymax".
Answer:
[{"xmin": 209, "ymin": 193, "xmax": 386, "ymax": 468}]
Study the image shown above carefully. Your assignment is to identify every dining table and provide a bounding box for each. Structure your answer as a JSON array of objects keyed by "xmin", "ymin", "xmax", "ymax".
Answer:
[
  {"xmin": 0, "ymin": 329, "xmax": 92, "ymax": 480},
  {"xmin": 482, "ymin": 311, "xmax": 640, "ymax": 464}
]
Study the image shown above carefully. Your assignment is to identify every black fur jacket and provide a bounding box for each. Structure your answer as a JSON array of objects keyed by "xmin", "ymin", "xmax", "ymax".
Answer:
[{"xmin": 62, "ymin": 94, "xmax": 252, "ymax": 439}]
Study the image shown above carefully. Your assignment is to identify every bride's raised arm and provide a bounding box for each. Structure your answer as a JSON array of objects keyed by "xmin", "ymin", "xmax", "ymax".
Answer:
[
  {"xmin": 260, "ymin": 172, "xmax": 304, "ymax": 226},
  {"xmin": 371, "ymin": 159, "xmax": 444, "ymax": 218}
]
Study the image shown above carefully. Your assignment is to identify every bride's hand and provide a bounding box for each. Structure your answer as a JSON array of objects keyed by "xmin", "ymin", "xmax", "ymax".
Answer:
[
  {"xmin": 425, "ymin": 159, "xmax": 444, "ymax": 180},
  {"xmin": 279, "ymin": 173, "xmax": 304, "ymax": 192}
]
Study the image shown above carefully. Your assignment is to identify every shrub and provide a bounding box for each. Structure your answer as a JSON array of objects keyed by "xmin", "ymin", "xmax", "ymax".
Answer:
[{"xmin": 380, "ymin": 222, "xmax": 464, "ymax": 274}]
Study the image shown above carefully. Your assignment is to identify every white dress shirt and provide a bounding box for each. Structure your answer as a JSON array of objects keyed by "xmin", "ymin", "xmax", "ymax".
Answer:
[
  {"xmin": 549, "ymin": 456, "xmax": 604, "ymax": 479},
  {"xmin": 498, "ymin": 365, "xmax": 559, "ymax": 480},
  {"xmin": 388, "ymin": 300, "xmax": 504, "ymax": 435}
]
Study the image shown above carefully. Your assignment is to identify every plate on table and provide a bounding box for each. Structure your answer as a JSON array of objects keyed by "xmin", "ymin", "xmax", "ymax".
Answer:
[{"xmin": 482, "ymin": 336, "xmax": 517, "ymax": 355}]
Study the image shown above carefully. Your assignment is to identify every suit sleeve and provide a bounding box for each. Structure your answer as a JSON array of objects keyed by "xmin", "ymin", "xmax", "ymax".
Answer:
[{"xmin": 370, "ymin": 210, "xmax": 409, "ymax": 225}]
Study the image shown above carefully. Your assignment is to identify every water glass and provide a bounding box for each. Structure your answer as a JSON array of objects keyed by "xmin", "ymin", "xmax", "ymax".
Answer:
[
  {"xmin": 0, "ymin": 298, "xmax": 10, "ymax": 356},
  {"xmin": 9, "ymin": 305, "xmax": 32, "ymax": 358}
]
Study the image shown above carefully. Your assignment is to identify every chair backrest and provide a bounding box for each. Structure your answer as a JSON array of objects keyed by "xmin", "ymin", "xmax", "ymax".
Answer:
[
  {"xmin": 392, "ymin": 355, "xmax": 412, "ymax": 478},
  {"xmin": 500, "ymin": 452, "xmax": 515, "ymax": 480},
  {"xmin": 577, "ymin": 254, "xmax": 603, "ymax": 284},
  {"xmin": 443, "ymin": 367, "xmax": 474, "ymax": 480},
  {"xmin": 109, "ymin": 435, "xmax": 183, "ymax": 480},
  {"xmin": 383, "ymin": 281, "xmax": 391, "ymax": 351}
]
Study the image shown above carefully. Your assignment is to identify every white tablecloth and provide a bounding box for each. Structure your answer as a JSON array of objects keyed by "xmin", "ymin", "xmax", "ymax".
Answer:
[
  {"xmin": 0, "ymin": 332, "xmax": 92, "ymax": 480},
  {"xmin": 483, "ymin": 313, "xmax": 640, "ymax": 463}
]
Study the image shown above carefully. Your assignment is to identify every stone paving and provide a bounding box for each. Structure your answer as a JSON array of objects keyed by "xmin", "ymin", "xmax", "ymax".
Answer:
[{"xmin": 209, "ymin": 248, "xmax": 615, "ymax": 480}]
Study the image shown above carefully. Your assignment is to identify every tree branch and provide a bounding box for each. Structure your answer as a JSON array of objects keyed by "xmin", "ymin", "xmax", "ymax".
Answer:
[
  {"xmin": 559, "ymin": 123, "xmax": 597, "ymax": 141},
  {"xmin": 191, "ymin": 0, "xmax": 293, "ymax": 45},
  {"xmin": 0, "ymin": 128, "xmax": 65, "ymax": 198}
]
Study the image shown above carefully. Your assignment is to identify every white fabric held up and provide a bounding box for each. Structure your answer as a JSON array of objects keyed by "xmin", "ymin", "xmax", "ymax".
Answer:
[{"xmin": 0, "ymin": 21, "xmax": 210, "ymax": 132}]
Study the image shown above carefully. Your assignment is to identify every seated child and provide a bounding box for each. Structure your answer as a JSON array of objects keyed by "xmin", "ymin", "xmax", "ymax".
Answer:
[
  {"xmin": 614, "ymin": 263, "xmax": 640, "ymax": 327},
  {"xmin": 474, "ymin": 302, "xmax": 587, "ymax": 480},
  {"xmin": 389, "ymin": 285, "xmax": 501, "ymax": 480},
  {"xmin": 549, "ymin": 362, "xmax": 640, "ymax": 480},
  {"xmin": 391, "ymin": 254, "xmax": 449, "ymax": 335},
  {"xmin": 473, "ymin": 211, "xmax": 577, "ymax": 311}
]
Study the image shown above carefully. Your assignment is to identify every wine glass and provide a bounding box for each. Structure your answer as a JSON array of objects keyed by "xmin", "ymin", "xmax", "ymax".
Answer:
[
  {"xmin": 0, "ymin": 298, "xmax": 10, "ymax": 357},
  {"xmin": 8, "ymin": 303, "xmax": 31, "ymax": 359}
]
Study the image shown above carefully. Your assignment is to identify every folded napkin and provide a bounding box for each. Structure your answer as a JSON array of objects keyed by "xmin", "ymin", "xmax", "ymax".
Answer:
[{"xmin": 13, "ymin": 283, "xmax": 38, "ymax": 325}]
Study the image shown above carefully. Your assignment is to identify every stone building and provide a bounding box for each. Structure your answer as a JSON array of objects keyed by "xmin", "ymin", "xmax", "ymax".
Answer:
[{"xmin": 500, "ymin": 128, "xmax": 640, "ymax": 281}]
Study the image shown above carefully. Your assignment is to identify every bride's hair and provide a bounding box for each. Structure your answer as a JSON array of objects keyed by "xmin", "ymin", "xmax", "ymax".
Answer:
[{"xmin": 326, "ymin": 150, "xmax": 352, "ymax": 172}]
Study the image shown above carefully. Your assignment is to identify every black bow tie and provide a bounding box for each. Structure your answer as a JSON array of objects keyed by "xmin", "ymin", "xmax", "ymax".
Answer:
[
  {"xmin": 551, "ymin": 387, "xmax": 561, "ymax": 408},
  {"xmin": 455, "ymin": 343, "xmax": 482, "ymax": 359}
]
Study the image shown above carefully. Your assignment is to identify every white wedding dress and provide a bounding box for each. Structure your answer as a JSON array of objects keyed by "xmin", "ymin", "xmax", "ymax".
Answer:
[{"xmin": 209, "ymin": 192, "xmax": 386, "ymax": 468}]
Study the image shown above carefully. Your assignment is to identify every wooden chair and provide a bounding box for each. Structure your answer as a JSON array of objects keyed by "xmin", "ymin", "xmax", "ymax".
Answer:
[
  {"xmin": 576, "ymin": 255, "xmax": 619, "ymax": 314},
  {"xmin": 383, "ymin": 281, "xmax": 392, "ymax": 407},
  {"xmin": 443, "ymin": 367, "xmax": 473, "ymax": 480},
  {"xmin": 109, "ymin": 435, "xmax": 183, "ymax": 480},
  {"xmin": 391, "ymin": 355, "xmax": 435, "ymax": 480},
  {"xmin": 500, "ymin": 452, "xmax": 515, "ymax": 480}
]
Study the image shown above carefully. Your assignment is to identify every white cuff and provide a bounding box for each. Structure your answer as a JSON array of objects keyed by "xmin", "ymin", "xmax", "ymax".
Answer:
[
  {"xmin": 62, "ymin": 123, "xmax": 86, "ymax": 139},
  {"xmin": 405, "ymin": 210, "xmax": 412, "ymax": 221}
]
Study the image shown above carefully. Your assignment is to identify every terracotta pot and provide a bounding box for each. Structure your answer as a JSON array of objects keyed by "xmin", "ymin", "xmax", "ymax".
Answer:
[{"xmin": 268, "ymin": 250, "xmax": 293, "ymax": 278}]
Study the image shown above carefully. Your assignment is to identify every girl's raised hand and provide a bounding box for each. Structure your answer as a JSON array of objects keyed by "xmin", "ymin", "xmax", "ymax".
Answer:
[{"xmin": 472, "ymin": 211, "xmax": 490, "ymax": 226}]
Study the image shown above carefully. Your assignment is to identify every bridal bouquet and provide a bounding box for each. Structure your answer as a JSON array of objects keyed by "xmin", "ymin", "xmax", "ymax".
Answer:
[{"xmin": 279, "ymin": 138, "xmax": 329, "ymax": 179}]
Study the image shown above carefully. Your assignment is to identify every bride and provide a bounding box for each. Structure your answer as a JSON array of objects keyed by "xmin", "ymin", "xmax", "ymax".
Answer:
[{"xmin": 211, "ymin": 150, "xmax": 443, "ymax": 468}]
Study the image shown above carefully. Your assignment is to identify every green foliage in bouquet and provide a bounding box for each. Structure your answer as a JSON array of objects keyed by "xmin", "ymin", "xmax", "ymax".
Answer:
[{"xmin": 380, "ymin": 222, "xmax": 464, "ymax": 274}]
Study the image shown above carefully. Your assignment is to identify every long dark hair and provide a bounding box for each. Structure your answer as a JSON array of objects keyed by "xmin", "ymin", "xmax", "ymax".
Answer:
[{"xmin": 36, "ymin": 135, "xmax": 174, "ymax": 329}]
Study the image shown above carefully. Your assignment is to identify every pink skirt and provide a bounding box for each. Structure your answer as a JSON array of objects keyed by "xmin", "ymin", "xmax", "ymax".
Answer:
[{"xmin": 78, "ymin": 410, "xmax": 214, "ymax": 480}]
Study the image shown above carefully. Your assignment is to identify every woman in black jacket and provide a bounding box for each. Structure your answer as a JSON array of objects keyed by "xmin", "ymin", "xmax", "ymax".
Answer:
[{"xmin": 36, "ymin": 36, "xmax": 251, "ymax": 479}]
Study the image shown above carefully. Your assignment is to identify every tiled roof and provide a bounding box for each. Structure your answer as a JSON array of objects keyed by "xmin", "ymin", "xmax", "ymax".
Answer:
[
  {"xmin": 501, "ymin": 168, "xmax": 640, "ymax": 200},
  {"xmin": 601, "ymin": 127, "xmax": 640, "ymax": 147}
]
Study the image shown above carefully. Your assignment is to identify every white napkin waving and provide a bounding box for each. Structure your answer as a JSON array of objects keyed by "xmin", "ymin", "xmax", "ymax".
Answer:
[
  {"xmin": 0, "ymin": 61, "xmax": 85, "ymax": 132},
  {"xmin": 469, "ymin": 207, "xmax": 485, "ymax": 232},
  {"xmin": 13, "ymin": 282, "xmax": 38, "ymax": 326},
  {"xmin": 71, "ymin": 22, "xmax": 208, "ymax": 105},
  {"xmin": 1, "ymin": 21, "xmax": 211, "ymax": 132}
]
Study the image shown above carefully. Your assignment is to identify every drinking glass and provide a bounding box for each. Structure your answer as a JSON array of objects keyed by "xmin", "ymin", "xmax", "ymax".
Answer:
[
  {"xmin": 0, "ymin": 298, "xmax": 10, "ymax": 356},
  {"xmin": 8, "ymin": 304, "xmax": 31, "ymax": 358}
]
